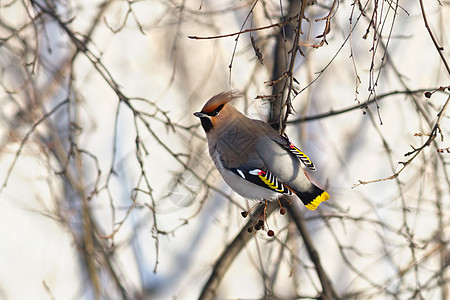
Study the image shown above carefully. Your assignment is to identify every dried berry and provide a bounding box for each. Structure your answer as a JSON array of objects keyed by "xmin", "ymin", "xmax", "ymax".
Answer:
[
  {"xmin": 280, "ymin": 208, "xmax": 286, "ymax": 215},
  {"xmin": 267, "ymin": 230, "xmax": 274, "ymax": 237},
  {"xmin": 241, "ymin": 211, "xmax": 249, "ymax": 218}
]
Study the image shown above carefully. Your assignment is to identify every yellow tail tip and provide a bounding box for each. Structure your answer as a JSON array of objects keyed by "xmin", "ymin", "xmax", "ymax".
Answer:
[{"xmin": 305, "ymin": 191, "xmax": 330, "ymax": 211}]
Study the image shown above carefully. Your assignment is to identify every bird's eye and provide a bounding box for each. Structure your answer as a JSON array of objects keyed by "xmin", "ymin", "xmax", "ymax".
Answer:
[{"xmin": 210, "ymin": 104, "xmax": 224, "ymax": 117}]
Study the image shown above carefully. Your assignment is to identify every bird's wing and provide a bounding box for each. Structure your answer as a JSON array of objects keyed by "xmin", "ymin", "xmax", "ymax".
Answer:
[
  {"xmin": 214, "ymin": 140, "xmax": 293, "ymax": 196},
  {"xmin": 252, "ymin": 120, "xmax": 316, "ymax": 171},
  {"xmin": 228, "ymin": 165, "xmax": 294, "ymax": 196},
  {"xmin": 278, "ymin": 134, "xmax": 316, "ymax": 171}
]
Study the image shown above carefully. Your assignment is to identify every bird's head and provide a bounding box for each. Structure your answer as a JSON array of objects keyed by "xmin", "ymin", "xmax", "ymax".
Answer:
[{"xmin": 194, "ymin": 91, "xmax": 240, "ymax": 133}]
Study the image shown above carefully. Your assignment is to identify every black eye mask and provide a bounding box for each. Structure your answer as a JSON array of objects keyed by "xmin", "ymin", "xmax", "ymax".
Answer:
[{"xmin": 208, "ymin": 104, "xmax": 224, "ymax": 117}]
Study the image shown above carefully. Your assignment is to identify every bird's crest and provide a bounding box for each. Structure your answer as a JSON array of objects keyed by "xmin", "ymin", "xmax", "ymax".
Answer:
[{"xmin": 200, "ymin": 91, "xmax": 239, "ymax": 114}]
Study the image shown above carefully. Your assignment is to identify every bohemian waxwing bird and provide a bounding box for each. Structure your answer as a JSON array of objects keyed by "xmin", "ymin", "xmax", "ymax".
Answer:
[{"xmin": 193, "ymin": 91, "xmax": 329, "ymax": 211}]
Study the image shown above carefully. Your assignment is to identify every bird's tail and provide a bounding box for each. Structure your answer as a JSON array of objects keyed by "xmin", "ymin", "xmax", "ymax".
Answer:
[{"xmin": 293, "ymin": 185, "xmax": 330, "ymax": 210}]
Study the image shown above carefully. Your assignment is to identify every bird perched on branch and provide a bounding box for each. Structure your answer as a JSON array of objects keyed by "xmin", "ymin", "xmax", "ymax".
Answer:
[{"xmin": 194, "ymin": 91, "xmax": 329, "ymax": 212}]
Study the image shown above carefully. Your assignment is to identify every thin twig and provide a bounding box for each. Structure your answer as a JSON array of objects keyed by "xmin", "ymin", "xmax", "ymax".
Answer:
[
  {"xmin": 287, "ymin": 88, "xmax": 448, "ymax": 123},
  {"xmin": 418, "ymin": 0, "xmax": 450, "ymax": 77},
  {"xmin": 188, "ymin": 14, "xmax": 299, "ymax": 40}
]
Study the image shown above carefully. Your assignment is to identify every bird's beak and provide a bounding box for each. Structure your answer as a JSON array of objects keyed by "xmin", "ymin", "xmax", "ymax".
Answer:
[{"xmin": 193, "ymin": 112, "xmax": 208, "ymax": 118}]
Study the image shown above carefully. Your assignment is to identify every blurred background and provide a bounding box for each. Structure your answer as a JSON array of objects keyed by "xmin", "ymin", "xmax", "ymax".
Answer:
[{"xmin": 0, "ymin": 0, "xmax": 449, "ymax": 299}]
